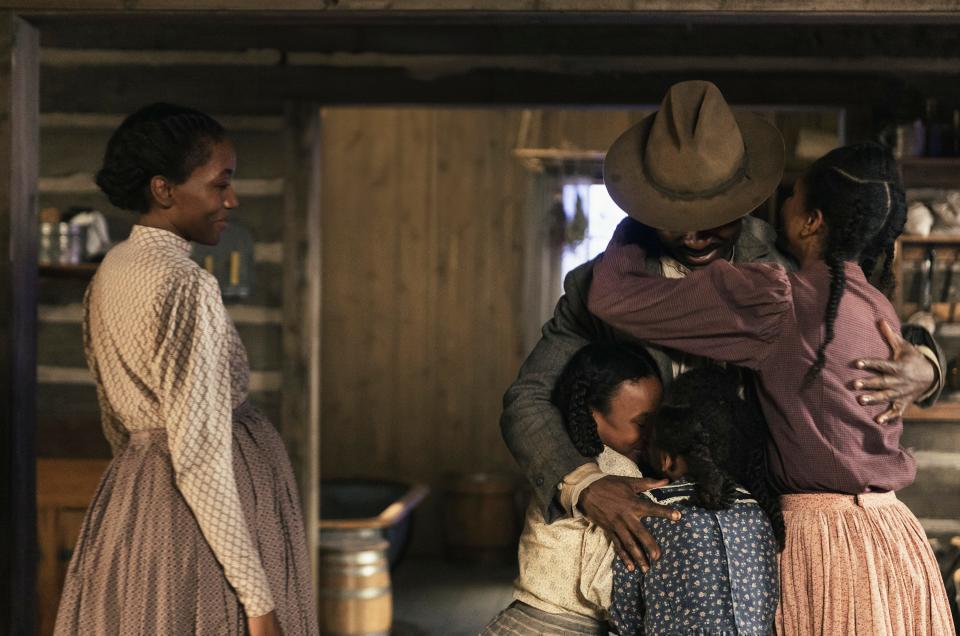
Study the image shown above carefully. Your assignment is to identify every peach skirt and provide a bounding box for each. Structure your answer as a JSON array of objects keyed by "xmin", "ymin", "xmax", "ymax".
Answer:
[{"xmin": 775, "ymin": 491, "xmax": 954, "ymax": 636}]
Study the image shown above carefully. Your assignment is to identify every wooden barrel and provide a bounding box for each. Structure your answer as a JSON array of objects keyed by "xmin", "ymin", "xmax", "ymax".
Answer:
[
  {"xmin": 318, "ymin": 537, "xmax": 392, "ymax": 636},
  {"xmin": 443, "ymin": 472, "xmax": 520, "ymax": 563}
]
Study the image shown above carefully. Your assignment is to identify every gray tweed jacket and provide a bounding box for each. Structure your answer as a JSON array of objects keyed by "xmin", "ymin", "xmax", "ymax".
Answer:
[{"xmin": 500, "ymin": 216, "xmax": 943, "ymax": 521}]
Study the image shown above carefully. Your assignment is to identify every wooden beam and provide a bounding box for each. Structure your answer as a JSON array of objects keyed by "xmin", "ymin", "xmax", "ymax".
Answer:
[
  {"xmin": 38, "ymin": 62, "xmax": 956, "ymax": 112},
  {"xmin": 281, "ymin": 103, "xmax": 322, "ymax": 582},
  {"xmin": 9, "ymin": 1, "xmax": 960, "ymax": 14},
  {"xmin": 31, "ymin": 21, "xmax": 960, "ymax": 55},
  {"xmin": 0, "ymin": 12, "xmax": 39, "ymax": 636}
]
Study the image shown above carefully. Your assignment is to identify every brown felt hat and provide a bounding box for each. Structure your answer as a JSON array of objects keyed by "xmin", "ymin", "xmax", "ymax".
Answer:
[{"xmin": 603, "ymin": 80, "xmax": 785, "ymax": 233}]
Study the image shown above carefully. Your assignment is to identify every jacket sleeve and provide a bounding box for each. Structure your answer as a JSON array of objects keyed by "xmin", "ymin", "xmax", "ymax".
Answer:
[
  {"xmin": 500, "ymin": 262, "xmax": 602, "ymax": 522},
  {"xmin": 901, "ymin": 323, "xmax": 945, "ymax": 407},
  {"xmin": 588, "ymin": 241, "xmax": 791, "ymax": 370}
]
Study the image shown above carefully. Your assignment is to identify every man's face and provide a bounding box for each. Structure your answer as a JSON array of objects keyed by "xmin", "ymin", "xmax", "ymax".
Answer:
[{"xmin": 654, "ymin": 218, "xmax": 743, "ymax": 269}]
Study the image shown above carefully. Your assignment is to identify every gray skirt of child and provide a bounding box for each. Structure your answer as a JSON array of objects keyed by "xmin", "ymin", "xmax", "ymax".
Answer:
[{"xmin": 480, "ymin": 601, "xmax": 610, "ymax": 635}]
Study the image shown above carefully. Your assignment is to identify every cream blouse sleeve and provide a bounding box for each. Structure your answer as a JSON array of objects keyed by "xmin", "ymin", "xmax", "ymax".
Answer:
[
  {"xmin": 154, "ymin": 270, "xmax": 274, "ymax": 617},
  {"xmin": 82, "ymin": 285, "xmax": 128, "ymax": 456}
]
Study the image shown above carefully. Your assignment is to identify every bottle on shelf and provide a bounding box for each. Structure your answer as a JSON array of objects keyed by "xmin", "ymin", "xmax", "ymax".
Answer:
[
  {"xmin": 952, "ymin": 109, "xmax": 960, "ymax": 157},
  {"xmin": 924, "ymin": 98, "xmax": 952, "ymax": 158},
  {"xmin": 38, "ymin": 207, "xmax": 61, "ymax": 265}
]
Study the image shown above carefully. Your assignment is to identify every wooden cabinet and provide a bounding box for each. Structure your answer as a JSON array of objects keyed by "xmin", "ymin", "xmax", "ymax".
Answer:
[{"xmin": 36, "ymin": 458, "xmax": 108, "ymax": 636}]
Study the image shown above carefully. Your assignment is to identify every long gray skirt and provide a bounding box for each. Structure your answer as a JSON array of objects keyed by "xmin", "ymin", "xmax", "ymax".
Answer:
[{"xmin": 54, "ymin": 402, "xmax": 319, "ymax": 635}]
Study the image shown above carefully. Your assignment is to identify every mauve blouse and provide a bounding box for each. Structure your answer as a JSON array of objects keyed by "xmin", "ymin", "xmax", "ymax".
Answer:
[{"xmin": 587, "ymin": 240, "xmax": 916, "ymax": 495}]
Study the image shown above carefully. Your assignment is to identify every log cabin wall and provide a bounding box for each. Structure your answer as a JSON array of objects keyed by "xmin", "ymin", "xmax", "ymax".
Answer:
[{"xmin": 36, "ymin": 115, "xmax": 289, "ymax": 459}]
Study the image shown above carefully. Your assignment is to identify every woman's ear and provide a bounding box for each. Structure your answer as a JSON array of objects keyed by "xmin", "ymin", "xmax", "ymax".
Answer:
[
  {"xmin": 802, "ymin": 208, "xmax": 825, "ymax": 238},
  {"xmin": 149, "ymin": 175, "xmax": 175, "ymax": 209}
]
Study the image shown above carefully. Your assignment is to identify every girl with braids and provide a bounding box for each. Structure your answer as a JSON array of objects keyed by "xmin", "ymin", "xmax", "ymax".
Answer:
[
  {"xmin": 54, "ymin": 104, "xmax": 318, "ymax": 636},
  {"xmin": 588, "ymin": 141, "xmax": 954, "ymax": 635},
  {"xmin": 481, "ymin": 343, "xmax": 663, "ymax": 636},
  {"xmin": 610, "ymin": 366, "xmax": 781, "ymax": 636}
]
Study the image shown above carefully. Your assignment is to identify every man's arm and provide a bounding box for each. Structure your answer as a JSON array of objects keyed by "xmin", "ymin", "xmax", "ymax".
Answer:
[
  {"xmin": 501, "ymin": 261, "xmax": 681, "ymax": 572},
  {"xmin": 900, "ymin": 323, "xmax": 945, "ymax": 408},
  {"xmin": 500, "ymin": 262, "xmax": 600, "ymax": 521}
]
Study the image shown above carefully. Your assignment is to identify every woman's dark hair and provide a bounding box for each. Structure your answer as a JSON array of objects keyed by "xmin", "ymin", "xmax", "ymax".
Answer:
[
  {"xmin": 801, "ymin": 141, "xmax": 907, "ymax": 381},
  {"xmin": 95, "ymin": 103, "xmax": 226, "ymax": 213},
  {"xmin": 552, "ymin": 343, "xmax": 660, "ymax": 458},
  {"xmin": 651, "ymin": 366, "xmax": 786, "ymax": 550}
]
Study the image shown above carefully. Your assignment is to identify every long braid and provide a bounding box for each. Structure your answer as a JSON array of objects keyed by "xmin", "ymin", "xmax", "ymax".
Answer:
[
  {"xmin": 805, "ymin": 251, "xmax": 847, "ymax": 382},
  {"xmin": 859, "ymin": 180, "xmax": 907, "ymax": 295},
  {"xmin": 564, "ymin": 376, "xmax": 604, "ymax": 457},
  {"xmin": 801, "ymin": 144, "xmax": 906, "ymax": 380},
  {"xmin": 685, "ymin": 441, "xmax": 739, "ymax": 510},
  {"xmin": 553, "ymin": 343, "xmax": 659, "ymax": 459}
]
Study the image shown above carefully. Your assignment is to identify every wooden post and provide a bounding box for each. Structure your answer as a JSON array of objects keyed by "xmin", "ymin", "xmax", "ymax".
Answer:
[
  {"xmin": 0, "ymin": 12, "xmax": 39, "ymax": 636},
  {"xmin": 282, "ymin": 103, "xmax": 322, "ymax": 582}
]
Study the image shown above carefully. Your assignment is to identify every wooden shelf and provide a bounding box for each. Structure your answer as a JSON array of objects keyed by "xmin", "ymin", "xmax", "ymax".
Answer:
[
  {"xmin": 38, "ymin": 263, "xmax": 98, "ymax": 278},
  {"xmin": 899, "ymin": 234, "xmax": 960, "ymax": 245},
  {"xmin": 901, "ymin": 157, "xmax": 960, "ymax": 189},
  {"xmin": 904, "ymin": 400, "xmax": 960, "ymax": 422}
]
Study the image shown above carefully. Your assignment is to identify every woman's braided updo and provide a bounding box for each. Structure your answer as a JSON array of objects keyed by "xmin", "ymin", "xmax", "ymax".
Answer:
[
  {"xmin": 552, "ymin": 343, "xmax": 660, "ymax": 458},
  {"xmin": 95, "ymin": 103, "xmax": 226, "ymax": 213},
  {"xmin": 802, "ymin": 142, "xmax": 907, "ymax": 381}
]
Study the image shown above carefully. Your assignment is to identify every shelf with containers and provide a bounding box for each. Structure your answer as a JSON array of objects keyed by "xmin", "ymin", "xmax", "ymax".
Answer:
[{"xmin": 895, "ymin": 157, "xmax": 960, "ymax": 418}]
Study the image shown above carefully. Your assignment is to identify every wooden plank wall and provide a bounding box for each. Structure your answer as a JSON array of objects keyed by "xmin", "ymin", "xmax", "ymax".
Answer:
[{"xmin": 320, "ymin": 108, "xmax": 532, "ymax": 554}]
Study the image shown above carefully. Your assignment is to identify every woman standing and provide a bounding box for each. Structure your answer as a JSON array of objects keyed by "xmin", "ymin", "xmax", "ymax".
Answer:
[{"xmin": 54, "ymin": 104, "xmax": 318, "ymax": 636}]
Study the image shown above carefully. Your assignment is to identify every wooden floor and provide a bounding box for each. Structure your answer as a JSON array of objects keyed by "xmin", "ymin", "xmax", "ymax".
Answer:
[{"xmin": 392, "ymin": 557, "xmax": 517, "ymax": 636}]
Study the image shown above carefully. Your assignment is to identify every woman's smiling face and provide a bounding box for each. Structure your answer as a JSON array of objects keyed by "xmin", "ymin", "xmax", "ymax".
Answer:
[{"xmin": 165, "ymin": 140, "xmax": 238, "ymax": 246}]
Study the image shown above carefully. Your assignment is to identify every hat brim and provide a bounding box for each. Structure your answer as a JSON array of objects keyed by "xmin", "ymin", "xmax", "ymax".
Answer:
[{"xmin": 603, "ymin": 111, "xmax": 785, "ymax": 233}]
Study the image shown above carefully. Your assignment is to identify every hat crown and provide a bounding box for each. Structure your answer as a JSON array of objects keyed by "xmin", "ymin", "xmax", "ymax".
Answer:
[{"xmin": 644, "ymin": 81, "xmax": 746, "ymax": 197}]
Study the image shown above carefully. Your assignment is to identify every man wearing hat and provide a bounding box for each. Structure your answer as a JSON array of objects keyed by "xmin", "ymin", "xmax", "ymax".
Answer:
[{"xmin": 501, "ymin": 80, "xmax": 942, "ymax": 576}]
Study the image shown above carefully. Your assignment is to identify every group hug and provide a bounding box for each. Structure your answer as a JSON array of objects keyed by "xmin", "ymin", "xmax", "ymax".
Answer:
[{"xmin": 483, "ymin": 81, "xmax": 956, "ymax": 635}]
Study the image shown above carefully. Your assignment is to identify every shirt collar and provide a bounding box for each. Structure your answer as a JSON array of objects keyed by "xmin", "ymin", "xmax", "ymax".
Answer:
[{"xmin": 128, "ymin": 224, "xmax": 192, "ymax": 256}]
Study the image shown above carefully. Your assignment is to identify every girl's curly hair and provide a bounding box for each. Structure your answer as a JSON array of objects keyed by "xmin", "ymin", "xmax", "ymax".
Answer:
[{"xmin": 652, "ymin": 366, "xmax": 786, "ymax": 550}]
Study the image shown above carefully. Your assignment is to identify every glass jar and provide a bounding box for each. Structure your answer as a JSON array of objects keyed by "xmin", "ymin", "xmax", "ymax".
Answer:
[{"xmin": 38, "ymin": 222, "xmax": 55, "ymax": 264}]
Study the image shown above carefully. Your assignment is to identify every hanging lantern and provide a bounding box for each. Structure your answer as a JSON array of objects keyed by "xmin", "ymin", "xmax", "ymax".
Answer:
[{"xmin": 565, "ymin": 190, "xmax": 589, "ymax": 247}]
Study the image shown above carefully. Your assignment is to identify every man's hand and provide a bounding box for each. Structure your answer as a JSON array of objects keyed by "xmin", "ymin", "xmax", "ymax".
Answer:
[
  {"xmin": 853, "ymin": 320, "xmax": 936, "ymax": 424},
  {"xmin": 578, "ymin": 475, "xmax": 681, "ymax": 573}
]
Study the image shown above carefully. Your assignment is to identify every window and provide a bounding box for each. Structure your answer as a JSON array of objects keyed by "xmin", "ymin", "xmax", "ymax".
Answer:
[{"xmin": 559, "ymin": 182, "xmax": 627, "ymax": 294}]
